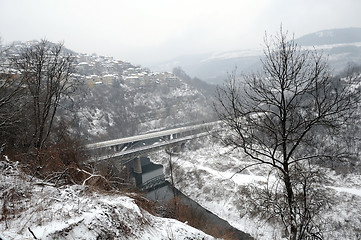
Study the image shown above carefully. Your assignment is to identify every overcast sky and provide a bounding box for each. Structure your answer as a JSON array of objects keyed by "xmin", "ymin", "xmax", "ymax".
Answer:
[{"xmin": 1, "ymin": 0, "xmax": 360, "ymax": 66}]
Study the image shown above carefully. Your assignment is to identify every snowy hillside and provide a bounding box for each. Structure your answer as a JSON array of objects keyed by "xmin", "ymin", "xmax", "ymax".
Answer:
[
  {"xmin": 72, "ymin": 53, "xmax": 217, "ymax": 143},
  {"xmin": 151, "ymin": 136, "xmax": 361, "ymax": 240},
  {"xmin": 0, "ymin": 158, "xmax": 215, "ymax": 240},
  {"xmin": 2, "ymin": 41, "xmax": 217, "ymax": 143},
  {"xmin": 295, "ymin": 28, "xmax": 361, "ymax": 46}
]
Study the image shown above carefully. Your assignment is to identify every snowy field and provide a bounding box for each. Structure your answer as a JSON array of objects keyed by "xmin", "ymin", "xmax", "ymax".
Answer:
[
  {"xmin": 0, "ymin": 159, "xmax": 215, "ymax": 240},
  {"xmin": 151, "ymin": 137, "xmax": 361, "ymax": 240}
]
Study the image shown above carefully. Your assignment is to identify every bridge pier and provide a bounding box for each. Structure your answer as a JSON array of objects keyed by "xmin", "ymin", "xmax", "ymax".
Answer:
[
  {"xmin": 133, "ymin": 156, "xmax": 142, "ymax": 174},
  {"xmin": 175, "ymin": 143, "xmax": 181, "ymax": 152},
  {"xmin": 133, "ymin": 157, "xmax": 143, "ymax": 187}
]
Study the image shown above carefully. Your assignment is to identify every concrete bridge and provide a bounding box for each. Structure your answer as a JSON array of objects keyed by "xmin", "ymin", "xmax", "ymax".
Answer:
[
  {"xmin": 85, "ymin": 121, "xmax": 219, "ymax": 174},
  {"xmin": 140, "ymin": 175, "xmax": 167, "ymax": 192}
]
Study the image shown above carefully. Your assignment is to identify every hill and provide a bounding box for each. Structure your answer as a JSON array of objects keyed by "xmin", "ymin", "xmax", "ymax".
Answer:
[
  {"xmin": 71, "ymin": 53, "xmax": 217, "ymax": 143},
  {"xmin": 153, "ymin": 28, "xmax": 361, "ymax": 84},
  {"xmin": 295, "ymin": 27, "xmax": 361, "ymax": 46},
  {"xmin": 2, "ymin": 41, "xmax": 217, "ymax": 143}
]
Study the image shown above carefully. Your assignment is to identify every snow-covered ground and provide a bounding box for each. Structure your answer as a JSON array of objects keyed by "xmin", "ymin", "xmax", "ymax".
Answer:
[
  {"xmin": 0, "ymin": 159, "xmax": 215, "ymax": 240},
  {"xmin": 2, "ymin": 141, "xmax": 360, "ymax": 240},
  {"xmin": 151, "ymin": 136, "xmax": 361, "ymax": 240}
]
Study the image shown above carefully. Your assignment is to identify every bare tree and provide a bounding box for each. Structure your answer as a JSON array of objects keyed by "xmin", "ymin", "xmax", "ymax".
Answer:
[
  {"xmin": 0, "ymin": 43, "xmax": 26, "ymax": 149},
  {"xmin": 215, "ymin": 29, "xmax": 360, "ymax": 239},
  {"xmin": 165, "ymin": 146, "xmax": 178, "ymax": 200},
  {"xmin": 11, "ymin": 40, "xmax": 80, "ymax": 150},
  {"xmin": 0, "ymin": 51, "xmax": 22, "ymax": 111}
]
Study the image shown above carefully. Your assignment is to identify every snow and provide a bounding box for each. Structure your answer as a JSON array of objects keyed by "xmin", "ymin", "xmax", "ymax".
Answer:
[
  {"xmin": 77, "ymin": 107, "xmax": 114, "ymax": 136},
  {"xmin": 151, "ymin": 141, "xmax": 282, "ymax": 239},
  {"xmin": 328, "ymin": 186, "xmax": 361, "ymax": 197},
  {"xmin": 0, "ymin": 159, "xmax": 215, "ymax": 240},
  {"xmin": 303, "ymin": 41, "xmax": 361, "ymax": 51},
  {"xmin": 151, "ymin": 136, "xmax": 361, "ymax": 240},
  {"xmin": 202, "ymin": 48, "xmax": 263, "ymax": 62}
]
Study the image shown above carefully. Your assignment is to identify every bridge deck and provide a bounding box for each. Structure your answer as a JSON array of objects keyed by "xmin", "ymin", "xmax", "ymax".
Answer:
[
  {"xmin": 87, "ymin": 132, "xmax": 208, "ymax": 163},
  {"xmin": 85, "ymin": 121, "xmax": 219, "ymax": 150}
]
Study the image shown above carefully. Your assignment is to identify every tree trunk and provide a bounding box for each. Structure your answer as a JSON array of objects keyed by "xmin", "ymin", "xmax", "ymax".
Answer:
[{"xmin": 284, "ymin": 172, "xmax": 297, "ymax": 240}]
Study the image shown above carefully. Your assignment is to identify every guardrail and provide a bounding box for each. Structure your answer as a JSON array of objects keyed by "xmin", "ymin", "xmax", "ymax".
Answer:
[
  {"xmin": 140, "ymin": 175, "xmax": 167, "ymax": 192},
  {"xmin": 86, "ymin": 132, "xmax": 209, "ymax": 163},
  {"xmin": 85, "ymin": 121, "xmax": 220, "ymax": 150}
]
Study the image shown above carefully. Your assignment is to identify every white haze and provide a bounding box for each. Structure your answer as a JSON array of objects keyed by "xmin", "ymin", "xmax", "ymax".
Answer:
[{"xmin": 0, "ymin": 0, "xmax": 360, "ymax": 66}]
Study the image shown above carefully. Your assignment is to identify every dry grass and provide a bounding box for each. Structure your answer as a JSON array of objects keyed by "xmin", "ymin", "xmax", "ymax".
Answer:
[{"xmin": 164, "ymin": 196, "xmax": 239, "ymax": 240}]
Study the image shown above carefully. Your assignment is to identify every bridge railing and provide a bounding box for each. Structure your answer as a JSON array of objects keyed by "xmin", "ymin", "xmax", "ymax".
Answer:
[
  {"xmin": 140, "ymin": 175, "xmax": 167, "ymax": 192},
  {"xmin": 85, "ymin": 121, "xmax": 220, "ymax": 150},
  {"xmin": 86, "ymin": 131, "xmax": 209, "ymax": 163},
  {"xmin": 84, "ymin": 121, "xmax": 221, "ymax": 163}
]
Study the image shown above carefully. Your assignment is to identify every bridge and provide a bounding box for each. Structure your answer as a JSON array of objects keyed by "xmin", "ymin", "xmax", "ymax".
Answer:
[
  {"xmin": 140, "ymin": 175, "xmax": 167, "ymax": 192},
  {"xmin": 85, "ymin": 121, "xmax": 219, "ymax": 174}
]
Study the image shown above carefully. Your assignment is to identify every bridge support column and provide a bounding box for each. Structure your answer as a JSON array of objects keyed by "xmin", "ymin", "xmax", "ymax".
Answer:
[
  {"xmin": 133, "ymin": 157, "xmax": 143, "ymax": 187},
  {"xmin": 175, "ymin": 144, "xmax": 181, "ymax": 152},
  {"xmin": 133, "ymin": 157, "xmax": 142, "ymax": 174}
]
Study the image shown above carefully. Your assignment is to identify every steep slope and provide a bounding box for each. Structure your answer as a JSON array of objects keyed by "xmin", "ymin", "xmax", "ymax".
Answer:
[
  {"xmin": 151, "ymin": 135, "xmax": 361, "ymax": 240},
  {"xmin": 2, "ymin": 41, "xmax": 217, "ymax": 143},
  {"xmin": 72, "ymin": 54, "xmax": 217, "ymax": 142},
  {"xmin": 0, "ymin": 158, "xmax": 215, "ymax": 240}
]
